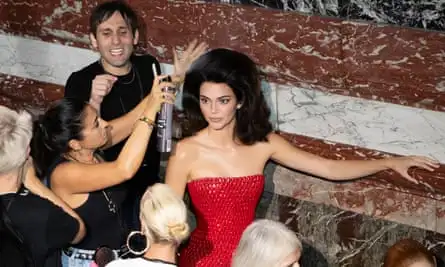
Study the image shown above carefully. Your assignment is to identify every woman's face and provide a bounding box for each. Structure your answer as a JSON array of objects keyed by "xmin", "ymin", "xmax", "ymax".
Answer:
[
  {"xmin": 199, "ymin": 82, "xmax": 239, "ymax": 131},
  {"xmin": 79, "ymin": 105, "xmax": 110, "ymax": 149},
  {"xmin": 280, "ymin": 250, "xmax": 301, "ymax": 267}
]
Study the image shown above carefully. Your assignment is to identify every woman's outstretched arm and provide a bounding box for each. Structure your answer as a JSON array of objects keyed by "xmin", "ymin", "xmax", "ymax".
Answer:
[{"xmin": 267, "ymin": 133, "xmax": 439, "ymax": 182}]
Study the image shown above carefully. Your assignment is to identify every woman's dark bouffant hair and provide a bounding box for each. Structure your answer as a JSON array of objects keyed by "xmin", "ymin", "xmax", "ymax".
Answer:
[
  {"xmin": 181, "ymin": 48, "xmax": 272, "ymax": 145},
  {"xmin": 384, "ymin": 238, "xmax": 436, "ymax": 267},
  {"xmin": 30, "ymin": 98, "xmax": 88, "ymax": 180}
]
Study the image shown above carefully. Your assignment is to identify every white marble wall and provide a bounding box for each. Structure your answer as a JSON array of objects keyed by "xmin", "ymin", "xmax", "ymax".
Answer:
[
  {"xmin": 1, "ymin": 33, "xmax": 445, "ymax": 162},
  {"xmin": 275, "ymin": 84, "xmax": 445, "ymax": 162}
]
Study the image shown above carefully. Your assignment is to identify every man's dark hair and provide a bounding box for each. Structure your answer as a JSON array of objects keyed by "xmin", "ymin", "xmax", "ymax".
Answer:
[{"xmin": 89, "ymin": 0, "xmax": 139, "ymax": 37}]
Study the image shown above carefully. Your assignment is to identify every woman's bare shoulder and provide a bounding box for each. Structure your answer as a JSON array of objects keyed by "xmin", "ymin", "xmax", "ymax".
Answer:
[{"xmin": 173, "ymin": 135, "xmax": 201, "ymax": 159}]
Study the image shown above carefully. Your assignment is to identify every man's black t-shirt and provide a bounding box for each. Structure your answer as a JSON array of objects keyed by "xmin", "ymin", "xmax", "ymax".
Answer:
[
  {"xmin": 0, "ymin": 188, "xmax": 79, "ymax": 267},
  {"xmin": 64, "ymin": 54, "xmax": 161, "ymax": 185}
]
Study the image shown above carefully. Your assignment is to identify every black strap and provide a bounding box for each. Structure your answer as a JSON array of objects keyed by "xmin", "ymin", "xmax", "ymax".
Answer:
[
  {"xmin": 95, "ymin": 153, "xmax": 127, "ymax": 237},
  {"xmin": 102, "ymin": 189, "xmax": 127, "ymax": 236},
  {"xmin": 101, "ymin": 189, "xmax": 131, "ymax": 258}
]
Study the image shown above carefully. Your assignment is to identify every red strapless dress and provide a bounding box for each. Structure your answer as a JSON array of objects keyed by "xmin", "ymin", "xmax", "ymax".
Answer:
[{"xmin": 178, "ymin": 175, "xmax": 264, "ymax": 267}]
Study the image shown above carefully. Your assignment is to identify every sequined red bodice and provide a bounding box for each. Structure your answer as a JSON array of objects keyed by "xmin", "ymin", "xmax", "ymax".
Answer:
[{"xmin": 178, "ymin": 175, "xmax": 264, "ymax": 267}]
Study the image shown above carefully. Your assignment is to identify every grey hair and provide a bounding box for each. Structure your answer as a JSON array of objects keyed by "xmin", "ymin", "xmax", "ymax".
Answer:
[
  {"xmin": 232, "ymin": 219, "xmax": 302, "ymax": 267},
  {"xmin": 0, "ymin": 106, "xmax": 32, "ymax": 175}
]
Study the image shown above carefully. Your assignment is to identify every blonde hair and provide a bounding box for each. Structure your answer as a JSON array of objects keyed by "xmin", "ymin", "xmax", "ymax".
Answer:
[
  {"xmin": 139, "ymin": 183, "xmax": 189, "ymax": 246},
  {"xmin": 232, "ymin": 219, "xmax": 302, "ymax": 267},
  {"xmin": 0, "ymin": 106, "xmax": 32, "ymax": 175}
]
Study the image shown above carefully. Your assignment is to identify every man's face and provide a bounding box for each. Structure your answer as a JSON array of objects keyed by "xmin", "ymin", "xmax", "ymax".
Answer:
[{"xmin": 90, "ymin": 11, "xmax": 139, "ymax": 75}]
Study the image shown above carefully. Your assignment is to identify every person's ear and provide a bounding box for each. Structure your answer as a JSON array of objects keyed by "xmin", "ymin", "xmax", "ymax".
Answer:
[
  {"xmin": 68, "ymin": 139, "xmax": 82, "ymax": 151},
  {"xmin": 90, "ymin": 33, "xmax": 98, "ymax": 50},
  {"xmin": 133, "ymin": 29, "xmax": 139, "ymax": 45}
]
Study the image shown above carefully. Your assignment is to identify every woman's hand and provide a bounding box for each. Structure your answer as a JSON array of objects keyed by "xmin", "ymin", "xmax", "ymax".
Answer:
[
  {"xmin": 146, "ymin": 75, "xmax": 177, "ymax": 115},
  {"xmin": 386, "ymin": 156, "xmax": 440, "ymax": 183},
  {"xmin": 173, "ymin": 39, "xmax": 208, "ymax": 83}
]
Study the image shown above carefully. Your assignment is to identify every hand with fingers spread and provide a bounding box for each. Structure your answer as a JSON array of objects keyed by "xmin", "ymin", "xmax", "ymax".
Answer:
[
  {"xmin": 173, "ymin": 39, "xmax": 208, "ymax": 84},
  {"xmin": 386, "ymin": 156, "xmax": 440, "ymax": 183},
  {"xmin": 90, "ymin": 74, "xmax": 117, "ymax": 110}
]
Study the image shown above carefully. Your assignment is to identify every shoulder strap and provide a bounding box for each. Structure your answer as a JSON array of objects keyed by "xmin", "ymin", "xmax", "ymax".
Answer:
[{"xmin": 43, "ymin": 157, "xmax": 67, "ymax": 188}]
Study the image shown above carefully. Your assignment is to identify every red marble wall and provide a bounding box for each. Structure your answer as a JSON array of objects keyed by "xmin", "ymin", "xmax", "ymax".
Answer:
[{"xmin": 1, "ymin": 0, "xmax": 445, "ymax": 110}]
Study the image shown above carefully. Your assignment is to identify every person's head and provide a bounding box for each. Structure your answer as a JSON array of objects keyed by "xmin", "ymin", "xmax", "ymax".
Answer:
[
  {"xmin": 139, "ymin": 183, "xmax": 189, "ymax": 247},
  {"xmin": 232, "ymin": 219, "xmax": 302, "ymax": 267},
  {"xmin": 0, "ymin": 106, "xmax": 32, "ymax": 177},
  {"xmin": 384, "ymin": 239, "xmax": 436, "ymax": 267},
  {"xmin": 89, "ymin": 0, "xmax": 139, "ymax": 74},
  {"xmin": 31, "ymin": 98, "xmax": 109, "ymax": 179},
  {"xmin": 182, "ymin": 48, "xmax": 273, "ymax": 145},
  {"xmin": 0, "ymin": 105, "xmax": 35, "ymax": 266}
]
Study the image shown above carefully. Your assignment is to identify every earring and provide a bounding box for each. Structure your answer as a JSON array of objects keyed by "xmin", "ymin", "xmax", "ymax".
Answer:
[
  {"xmin": 126, "ymin": 231, "xmax": 148, "ymax": 255},
  {"xmin": 236, "ymin": 104, "xmax": 242, "ymax": 109}
]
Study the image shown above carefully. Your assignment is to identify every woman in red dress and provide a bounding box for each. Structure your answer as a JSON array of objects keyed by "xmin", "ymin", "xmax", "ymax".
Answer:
[{"xmin": 165, "ymin": 48, "xmax": 439, "ymax": 267}]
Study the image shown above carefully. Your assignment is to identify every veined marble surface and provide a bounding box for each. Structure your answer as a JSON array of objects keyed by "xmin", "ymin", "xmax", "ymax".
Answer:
[
  {"xmin": 0, "ymin": 34, "xmax": 99, "ymax": 85},
  {"xmin": 0, "ymin": 34, "xmax": 176, "ymax": 99},
  {"xmin": 341, "ymin": 0, "xmax": 445, "ymax": 31},
  {"xmin": 224, "ymin": 0, "xmax": 339, "ymax": 15},
  {"xmin": 264, "ymin": 194, "xmax": 445, "ymax": 266},
  {"xmin": 1, "ymin": 33, "xmax": 444, "ymax": 162},
  {"xmin": 0, "ymin": 33, "xmax": 278, "ymax": 126},
  {"xmin": 208, "ymin": 0, "xmax": 445, "ymax": 31},
  {"xmin": 272, "ymin": 162, "xmax": 439, "ymax": 232},
  {"xmin": 0, "ymin": 34, "xmax": 177, "ymax": 86},
  {"xmin": 2, "ymin": 1, "xmax": 445, "ymax": 112},
  {"xmin": 276, "ymin": 83, "xmax": 445, "ymax": 162}
]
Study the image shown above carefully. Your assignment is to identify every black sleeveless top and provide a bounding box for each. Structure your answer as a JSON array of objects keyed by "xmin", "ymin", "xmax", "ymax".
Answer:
[
  {"xmin": 1, "ymin": 187, "xmax": 79, "ymax": 267},
  {"xmin": 47, "ymin": 157, "xmax": 126, "ymax": 250}
]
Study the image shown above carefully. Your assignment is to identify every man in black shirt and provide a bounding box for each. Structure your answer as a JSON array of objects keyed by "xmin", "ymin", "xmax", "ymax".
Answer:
[{"xmin": 64, "ymin": 0, "xmax": 206, "ymax": 231}]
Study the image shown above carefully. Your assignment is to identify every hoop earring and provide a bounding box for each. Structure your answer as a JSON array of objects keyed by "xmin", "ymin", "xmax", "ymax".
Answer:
[{"xmin": 126, "ymin": 231, "xmax": 148, "ymax": 255}]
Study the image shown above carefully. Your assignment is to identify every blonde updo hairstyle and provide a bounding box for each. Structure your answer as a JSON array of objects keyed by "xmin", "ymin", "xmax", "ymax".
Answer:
[{"xmin": 139, "ymin": 183, "xmax": 190, "ymax": 246}]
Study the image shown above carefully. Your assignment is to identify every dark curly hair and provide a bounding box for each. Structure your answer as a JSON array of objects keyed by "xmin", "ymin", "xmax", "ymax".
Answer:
[{"xmin": 181, "ymin": 48, "xmax": 272, "ymax": 145}]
